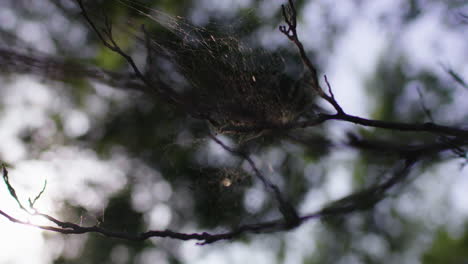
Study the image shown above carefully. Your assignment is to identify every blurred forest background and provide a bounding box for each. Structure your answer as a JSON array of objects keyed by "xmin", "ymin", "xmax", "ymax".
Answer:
[{"xmin": 0, "ymin": 0, "xmax": 467, "ymax": 263}]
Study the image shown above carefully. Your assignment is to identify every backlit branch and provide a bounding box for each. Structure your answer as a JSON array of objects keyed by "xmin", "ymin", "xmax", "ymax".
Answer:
[
  {"xmin": 75, "ymin": 0, "xmax": 181, "ymax": 105},
  {"xmin": 347, "ymin": 133, "xmax": 468, "ymax": 160},
  {"xmin": 279, "ymin": 0, "xmax": 343, "ymax": 114},
  {"xmin": 208, "ymin": 134, "xmax": 300, "ymax": 227},
  {"xmin": 278, "ymin": 0, "xmax": 468, "ymax": 140},
  {"xmin": 1, "ymin": 0, "xmax": 459, "ymax": 246},
  {"xmin": 1, "ymin": 157, "xmax": 417, "ymax": 245}
]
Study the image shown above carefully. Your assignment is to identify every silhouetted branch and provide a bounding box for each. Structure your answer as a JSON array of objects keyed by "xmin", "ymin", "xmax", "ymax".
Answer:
[
  {"xmin": 278, "ymin": 1, "xmax": 468, "ymax": 140},
  {"xmin": 315, "ymin": 158, "xmax": 417, "ymax": 217},
  {"xmin": 279, "ymin": 0, "xmax": 343, "ymax": 114},
  {"xmin": 72, "ymin": 0, "xmax": 468, "ymax": 141},
  {"xmin": 208, "ymin": 134, "xmax": 300, "ymax": 227},
  {"xmin": 347, "ymin": 133, "xmax": 468, "ymax": 159},
  {"xmin": 0, "ymin": 47, "xmax": 147, "ymax": 92},
  {"xmin": 75, "ymin": 0, "xmax": 181, "ymax": 104},
  {"xmin": 1, "ymin": 157, "xmax": 417, "ymax": 245},
  {"xmin": 447, "ymin": 68, "xmax": 468, "ymax": 90},
  {"xmin": 319, "ymin": 113, "xmax": 468, "ymax": 138},
  {"xmin": 219, "ymin": 112, "xmax": 468, "ymax": 139},
  {"xmin": 0, "ymin": 0, "xmax": 459, "ymax": 247},
  {"xmin": 2, "ymin": 165, "xmax": 27, "ymax": 212}
]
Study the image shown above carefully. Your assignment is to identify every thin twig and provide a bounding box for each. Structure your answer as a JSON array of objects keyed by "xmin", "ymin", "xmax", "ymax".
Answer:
[
  {"xmin": 208, "ymin": 134, "xmax": 300, "ymax": 227},
  {"xmin": 75, "ymin": 0, "xmax": 181, "ymax": 104},
  {"xmin": 0, "ymin": 157, "xmax": 417, "ymax": 244},
  {"xmin": 323, "ymin": 75, "xmax": 344, "ymax": 114},
  {"xmin": 2, "ymin": 164, "xmax": 26, "ymax": 211},
  {"xmin": 347, "ymin": 133, "xmax": 468, "ymax": 159},
  {"xmin": 416, "ymin": 86, "xmax": 434, "ymax": 122},
  {"xmin": 29, "ymin": 179, "xmax": 47, "ymax": 208},
  {"xmin": 219, "ymin": 112, "xmax": 468, "ymax": 139}
]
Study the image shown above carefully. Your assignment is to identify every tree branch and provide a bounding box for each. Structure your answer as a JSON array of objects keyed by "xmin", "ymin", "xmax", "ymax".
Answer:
[
  {"xmin": 219, "ymin": 112, "xmax": 468, "ymax": 139},
  {"xmin": 0, "ymin": 47, "xmax": 148, "ymax": 92},
  {"xmin": 75, "ymin": 0, "xmax": 181, "ymax": 105},
  {"xmin": 278, "ymin": 1, "xmax": 468, "ymax": 140},
  {"xmin": 208, "ymin": 134, "xmax": 300, "ymax": 228},
  {"xmin": 0, "ymin": 157, "xmax": 417, "ymax": 245},
  {"xmin": 347, "ymin": 133, "xmax": 468, "ymax": 159},
  {"xmin": 279, "ymin": 0, "xmax": 343, "ymax": 114}
]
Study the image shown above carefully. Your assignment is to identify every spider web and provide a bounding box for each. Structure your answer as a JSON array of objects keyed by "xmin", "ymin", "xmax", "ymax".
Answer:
[{"xmin": 117, "ymin": 0, "xmax": 310, "ymax": 132}]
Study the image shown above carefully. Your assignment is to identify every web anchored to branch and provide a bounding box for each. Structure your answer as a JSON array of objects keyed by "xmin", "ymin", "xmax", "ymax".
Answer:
[
  {"xmin": 78, "ymin": 0, "xmax": 468, "ymax": 138},
  {"xmin": 0, "ymin": 0, "xmax": 466, "ymax": 245}
]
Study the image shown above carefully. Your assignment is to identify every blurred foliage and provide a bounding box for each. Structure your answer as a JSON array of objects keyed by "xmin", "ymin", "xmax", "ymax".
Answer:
[
  {"xmin": 0, "ymin": 0, "xmax": 467, "ymax": 263},
  {"xmin": 423, "ymin": 228, "xmax": 468, "ymax": 264}
]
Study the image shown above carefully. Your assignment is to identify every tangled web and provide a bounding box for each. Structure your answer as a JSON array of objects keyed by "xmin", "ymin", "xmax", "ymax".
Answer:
[{"xmin": 119, "ymin": 0, "xmax": 310, "ymax": 133}]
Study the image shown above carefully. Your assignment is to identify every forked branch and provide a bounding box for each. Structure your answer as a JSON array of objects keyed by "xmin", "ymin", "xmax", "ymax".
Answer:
[
  {"xmin": 75, "ymin": 0, "xmax": 180, "ymax": 104},
  {"xmin": 0, "ymin": 157, "xmax": 417, "ymax": 244},
  {"xmin": 279, "ymin": 0, "xmax": 343, "ymax": 114},
  {"xmin": 279, "ymin": 0, "xmax": 468, "ymax": 140},
  {"xmin": 208, "ymin": 134, "xmax": 300, "ymax": 227}
]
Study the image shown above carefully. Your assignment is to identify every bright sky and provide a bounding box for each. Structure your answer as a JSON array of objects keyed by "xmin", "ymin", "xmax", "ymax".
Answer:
[{"xmin": 0, "ymin": 0, "xmax": 467, "ymax": 263}]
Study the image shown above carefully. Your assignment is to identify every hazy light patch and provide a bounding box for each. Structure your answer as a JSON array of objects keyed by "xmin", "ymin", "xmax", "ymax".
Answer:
[
  {"xmin": 299, "ymin": 189, "xmax": 326, "ymax": 213},
  {"xmin": 357, "ymin": 234, "xmax": 388, "ymax": 258},
  {"xmin": 138, "ymin": 249, "xmax": 168, "ymax": 264},
  {"xmin": 187, "ymin": 241, "xmax": 277, "ymax": 264},
  {"xmin": 283, "ymin": 221, "xmax": 319, "ymax": 264},
  {"xmin": 63, "ymin": 110, "xmax": 90, "ymax": 138},
  {"xmin": 93, "ymin": 82, "xmax": 129, "ymax": 100},
  {"xmin": 206, "ymin": 0, "xmax": 251, "ymax": 13},
  {"xmin": 395, "ymin": 192, "xmax": 422, "ymax": 222},
  {"xmin": 19, "ymin": 147, "xmax": 129, "ymax": 212},
  {"xmin": 300, "ymin": 2, "xmax": 327, "ymax": 50},
  {"xmin": 321, "ymin": 0, "xmax": 357, "ymax": 25},
  {"xmin": 337, "ymin": 254, "xmax": 363, "ymax": 264},
  {"xmin": 362, "ymin": 0, "xmax": 404, "ymax": 20},
  {"xmin": 321, "ymin": 150, "xmax": 357, "ymax": 200},
  {"xmin": 191, "ymin": 0, "xmax": 252, "ymax": 24},
  {"xmin": 131, "ymin": 178, "xmax": 171, "ymax": 213},
  {"xmin": 450, "ymin": 165, "xmax": 468, "ymax": 216},
  {"xmin": 179, "ymin": 240, "xmax": 203, "ymax": 261},
  {"xmin": 264, "ymin": 147, "xmax": 286, "ymax": 171},
  {"xmin": 46, "ymin": 235, "xmax": 66, "ymax": 261},
  {"xmin": 196, "ymin": 136, "xmax": 236, "ymax": 166},
  {"xmin": 303, "ymin": 162, "xmax": 323, "ymax": 186},
  {"xmin": 257, "ymin": 25, "xmax": 289, "ymax": 51},
  {"xmin": 153, "ymin": 181, "xmax": 172, "ymax": 202},
  {"xmin": 201, "ymin": 0, "xmax": 252, "ymax": 12},
  {"xmin": 48, "ymin": 12, "xmax": 70, "ymax": 35},
  {"xmin": 325, "ymin": 18, "xmax": 386, "ymax": 117},
  {"xmin": 324, "ymin": 162, "xmax": 353, "ymax": 200},
  {"xmin": 131, "ymin": 183, "xmax": 153, "ymax": 212},
  {"xmin": 243, "ymin": 187, "xmax": 266, "ymax": 213},
  {"xmin": 0, "ymin": 148, "xmax": 132, "ymax": 262},
  {"xmin": 4, "ymin": 158, "xmax": 50, "ymax": 200},
  {"xmin": 0, "ymin": 7, "xmax": 17, "ymax": 30},
  {"xmin": 59, "ymin": 235, "xmax": 88, "ymax": 260},
  {"xmin": 84, "ymin": 94, "xmax": 110, "ymax": 118},
  {"xmin": 0, "ymin": 138, "xmax": 26, "ymax": 162},
  {"xmin": 17, "ymin": 21, "xmax": 56, "ymax": 54},
  {"xmin": 110, "ymin": 245, "xmax": 130, "ymax": 264},
  {"xmin": 129, "ymin": 164, "xmax": 167, "ymax": 212},
  {"xmin": 146, "ymin": 203, "xmax": 172, "ymax": 230},
  {"xmin": 257, "ymin": 0, "xmax": 280, "ymax": 19},
  {"xmin": 0, "ymin": 77, "xmax": 58, "ymax": 162},
  {"xmin": 4, "ymin": 77, "xmax": 52, "ymax": 122},
  {"xmin": 401, "ymin": 9, "xmax": 467, "ymax": 73},
  {"xmin": 0, "ymin": 222, "xmax": 50, "ymax": 264},
  {"xmin": 396, "ymin": 160, "xmax": 462, "ymax": 230}
]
